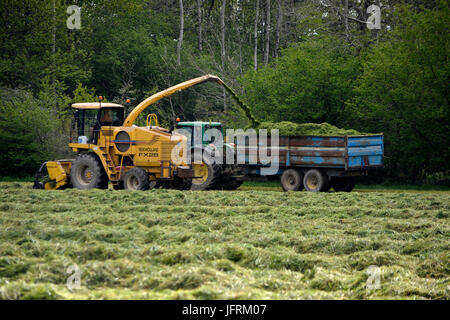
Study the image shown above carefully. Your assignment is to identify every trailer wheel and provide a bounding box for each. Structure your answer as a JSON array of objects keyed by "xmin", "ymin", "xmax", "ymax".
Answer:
[
  {"xmin": 70, "ymin": 153, "xmax": 108, "ymax": 190},
  {"xmin": 123, "ymin": 168, "xmax": 150, "ymax": 191},
  {"xmin": 331, "ymin": 177, "xmax": 355, "ymax": 192},
  {"xmin": 303, "ymin": 169, "xmax": 329, "ymax": 192},
  {"xmin": 281, "ymin": 169, "xmax": 303, "ymax": 191}
]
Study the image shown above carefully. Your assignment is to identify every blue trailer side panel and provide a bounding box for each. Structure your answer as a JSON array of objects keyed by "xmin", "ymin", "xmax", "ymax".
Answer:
[
  {"xmin": 235, "ymin": 134, "xmax": 384, "ymax": 173},
  {"xmin": 347, "ymin": 135, "xmax": 384, "ymax": 169}
]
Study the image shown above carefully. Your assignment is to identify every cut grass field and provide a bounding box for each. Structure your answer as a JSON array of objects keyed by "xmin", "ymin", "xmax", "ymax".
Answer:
[{"xmin": 0, "ymin": 182, "xmax": 448, "ymax": 300}]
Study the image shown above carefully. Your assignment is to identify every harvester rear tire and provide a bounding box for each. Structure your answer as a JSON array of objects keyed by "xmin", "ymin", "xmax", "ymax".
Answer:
[
  {"xmin": 70, "ymin": 153, "xmax": 108, "ymax": 190},
  {"xmin": 123, "ymin": 168, "xmax": 150, "ymax": 191}
]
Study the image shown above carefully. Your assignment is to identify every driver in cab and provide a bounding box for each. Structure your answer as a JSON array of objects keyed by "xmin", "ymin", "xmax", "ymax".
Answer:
[{"xmin": 100, "ymin": 109, "xmax": 113, "ymax": 124}]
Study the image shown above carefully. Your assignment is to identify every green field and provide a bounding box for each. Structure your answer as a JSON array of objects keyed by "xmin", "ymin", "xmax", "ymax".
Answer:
[{"xmin": 0, "ymin": 182, "xmax": 448, "ymax": 300}]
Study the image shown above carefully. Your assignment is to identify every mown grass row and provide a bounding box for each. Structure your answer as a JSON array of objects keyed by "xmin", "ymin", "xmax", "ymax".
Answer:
[{"xmin": 0, "ymin": 182, "xmax": 448, "ymax": 299}]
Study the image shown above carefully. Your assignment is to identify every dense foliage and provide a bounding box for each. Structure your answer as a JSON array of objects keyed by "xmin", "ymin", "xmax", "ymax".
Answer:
[{"xmin": 0, "ymin": 0, "xmax": 448, "ymax": 182}]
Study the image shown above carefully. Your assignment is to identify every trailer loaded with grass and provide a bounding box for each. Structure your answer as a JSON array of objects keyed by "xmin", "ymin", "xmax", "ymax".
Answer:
[{"xmin": 235, "ymin": 122, "xmax": 384, "ymax": 192}]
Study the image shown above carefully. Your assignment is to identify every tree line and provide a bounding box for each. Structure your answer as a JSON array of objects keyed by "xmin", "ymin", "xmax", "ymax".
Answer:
[{"xmin": 0, "ymin": 0, "xmax": 448, "ymax": 184}]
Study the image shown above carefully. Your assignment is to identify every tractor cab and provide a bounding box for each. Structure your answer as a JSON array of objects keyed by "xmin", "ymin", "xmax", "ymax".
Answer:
[
  {"xmin": 72, "ymin": 102, "xmax": 125, "ymax": 144},
  {"xmin": 175, "ymin": 121, "xmax": 223, "ymax": 148}
]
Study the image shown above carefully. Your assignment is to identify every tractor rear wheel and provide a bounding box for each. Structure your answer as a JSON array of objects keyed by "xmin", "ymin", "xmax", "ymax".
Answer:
[
  {"xmin": 70, "ymin": 153, "xmax": 108, "ymax": 190},
  {"xmin": 190, "ymin": 155, "xmax": 221, "ymax": 191},
  {"xmin": 123, "ymin": 168, "xmax": 150, "ymax": 191},
  {"xmin": 281, "ymin": 169, "xmax": 303, "ymax": 191},
  {"xmin": 303, "ymin": 169, "xmax": 329, "ymax": 192}
]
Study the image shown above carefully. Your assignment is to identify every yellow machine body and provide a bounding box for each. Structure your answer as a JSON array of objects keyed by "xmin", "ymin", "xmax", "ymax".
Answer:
[
  {"xmin": 36, "ymin": 74, "xmax": 237, "ymax": 190},
  {"xmin": 68, "ymin": 125, "xmax": 188, "ymax": 183},
  {"xmin": 43, "ymin": 161, "xmax": 72, "ymax": 190}
]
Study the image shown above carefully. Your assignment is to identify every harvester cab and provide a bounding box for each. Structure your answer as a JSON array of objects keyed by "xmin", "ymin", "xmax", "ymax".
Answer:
[{"xmin": 72, "ymin": 102, "xmax": 125, "ymax": 145}]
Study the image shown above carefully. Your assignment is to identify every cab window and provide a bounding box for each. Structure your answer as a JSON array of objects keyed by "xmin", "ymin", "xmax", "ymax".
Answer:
[{"xmin": 99, "ymin": 108, "xmax": 124, "ymax": 126}]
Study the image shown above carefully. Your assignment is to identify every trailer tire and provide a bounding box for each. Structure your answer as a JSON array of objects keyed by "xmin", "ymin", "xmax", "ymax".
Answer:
[
  {"xmin": 281, "ymin": 169, "xmax": 303, "ymax": 191},
  {"xmin": 70, "ymin": 153, "xmax": 108, "ymax": 190},
  {"xmin": 303, "ymin": 169, "xmax": 328, "ymax": 192},
  {"xmin": 123, "ymin": 168, "xmax": 150, "ymax": 191}
]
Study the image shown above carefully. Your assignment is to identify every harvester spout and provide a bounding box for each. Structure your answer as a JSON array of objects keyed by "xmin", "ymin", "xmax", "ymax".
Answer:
[
  {"xmin": 123, "ymin": 74, "xmax": 223, "ymax": 127},
  {"xmin": 123, "ymin": 74, "xmax": 259, "ymax": 127}
]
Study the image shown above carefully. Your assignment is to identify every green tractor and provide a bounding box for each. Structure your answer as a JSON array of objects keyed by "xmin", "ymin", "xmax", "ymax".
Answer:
[{"xmin": 175, "ymin": 121, "xmax": 243, "ymax": 190}]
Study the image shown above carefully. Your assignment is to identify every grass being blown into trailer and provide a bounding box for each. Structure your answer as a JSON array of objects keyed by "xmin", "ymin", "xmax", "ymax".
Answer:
[
  {"xmin": 0, "ymin": 182, "xmax": 448, "ymax": 299},
  {"xmin": 256, "ymin": 121, "xmax": 365, "ymax": 136}
]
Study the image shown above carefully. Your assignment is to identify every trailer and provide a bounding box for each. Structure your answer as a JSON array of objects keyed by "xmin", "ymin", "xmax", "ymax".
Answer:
[{"xmin": 236, "ymin": 134, "xmax": 384, "ymax": 192}]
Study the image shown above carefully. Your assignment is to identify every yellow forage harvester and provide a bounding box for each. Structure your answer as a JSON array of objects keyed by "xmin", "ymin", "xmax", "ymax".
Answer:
[{"xmin": 34, "ymin": 75, "xmax": 230, "ymax": 191}]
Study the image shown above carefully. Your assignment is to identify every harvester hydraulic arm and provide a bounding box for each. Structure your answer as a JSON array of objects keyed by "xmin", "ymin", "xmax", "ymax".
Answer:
[{"xmin": 123, "ymin": 74, "xmax": 259, "ymax": 127}]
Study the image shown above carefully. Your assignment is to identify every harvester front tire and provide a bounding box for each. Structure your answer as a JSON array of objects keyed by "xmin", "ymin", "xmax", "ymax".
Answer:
[
  {"xmin": 123, "ymin": 168, "xmax": 150, "ymax": 191},
  {"xmin": 70, "ymin": 154, "xmax": 108, "ymax": 190}
]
